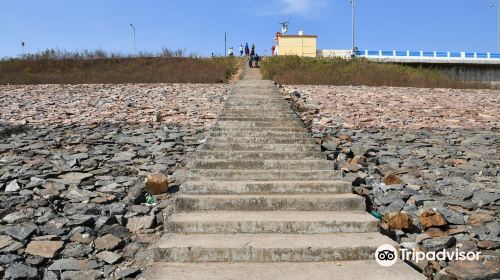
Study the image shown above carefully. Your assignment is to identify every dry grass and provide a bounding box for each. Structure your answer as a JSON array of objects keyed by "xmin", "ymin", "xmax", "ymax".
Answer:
[
  {"xmin": 261, "ymin": 56, "xmax": 490, "ymax": 89},
  {"xmin": 0, "ymin": 49, "xmax": 239, "ymax": 84}
]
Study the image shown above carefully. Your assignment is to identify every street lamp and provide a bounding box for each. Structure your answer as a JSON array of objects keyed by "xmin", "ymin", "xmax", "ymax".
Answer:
[
  {"xmin": 349, "ymin": 0, "xmax": 356, "ymax": 56},
  {"xmin": 491, "ymin": 1, "xmax": 500, "ymax": 52},
  {"xmin": 130, "ymin": 24, "xmax": 136, "ymax": 55}
]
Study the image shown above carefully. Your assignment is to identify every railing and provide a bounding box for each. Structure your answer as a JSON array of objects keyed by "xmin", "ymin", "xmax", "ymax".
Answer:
[{"xmin": 359, "ymin": 50, "xmax": 500, "ymax": 60}]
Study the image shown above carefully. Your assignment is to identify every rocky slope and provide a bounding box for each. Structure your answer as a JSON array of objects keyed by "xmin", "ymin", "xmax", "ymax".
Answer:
[
  {"xmin": 0, "ymin": 83, "xmax": 230, "ymax": 279},
  {"xmin": 280, "ymin": 84, "xmax": 499, "ymax": 280}
]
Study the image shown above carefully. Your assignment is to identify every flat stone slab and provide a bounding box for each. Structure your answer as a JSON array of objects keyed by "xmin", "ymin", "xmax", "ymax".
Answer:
[{"xmin": 141, "ymin": 261, "xmax": 425, "ymax": 280}]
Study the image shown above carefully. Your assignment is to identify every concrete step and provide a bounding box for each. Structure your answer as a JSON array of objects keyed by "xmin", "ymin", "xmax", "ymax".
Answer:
[
  {"xmin": 176, "ymin": 193, "xmax": 364, "ymax": 211},
  {"xmin": 218, "ymin": 117, "xmax": 298, "ymax": 122},
  {"xmin": 215, "ymin": 121, "xmax": 303, "ymax": 128},
  {"xmin": 195, "ymin": 151, "xmax": 325, "ymax": 160},
  {"xmin": 180, "ymin": 180, "xmax": 351, "ymax": 194},
  {"xmin": 166, "ymin": 211, "xmax": 379, "ymax": 234},
  {"xmin": 192, "ymin": 160, "xmax": 334, "ymax": 170},
  {"xmin": 206, "ymin": 137, "xmax": 316, "ymax": 145},
  {"xmin": 201, "ymin": 143, "xmax": 320, "ymax": 152},
  {"xmin": 209, "ymin": 131, "xmax": 309, "ymax": 138},
  {"xmin": 188, "ymin": 169, "xmax": 341, "ymax": 181},
  {"xmin": 211, "ymin": 127, "xmax": 307, "ymax": 133},
  {"xmin": 141, "ymin": 261, "xmax": 425, "ymax": 280},
  {"xmin": 153, "ymin": 232, "xmax": 395, "ymax": 262}
]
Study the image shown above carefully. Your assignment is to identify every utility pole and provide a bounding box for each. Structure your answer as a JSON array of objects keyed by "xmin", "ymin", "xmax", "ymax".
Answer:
[
  {"xmin": 130, "ymin": 24, "xmax": 136, "ymax": 56},
  {"xmin": 225, "ymin": 32, "xmax": 227, "ymax": 57},
  {"xmin": 21, "ymin": 42, "xmax": 25, "ymax": 57},
  {"xmin": 352, "ymin": 0, "xmax": 355, "ymax": 53}
]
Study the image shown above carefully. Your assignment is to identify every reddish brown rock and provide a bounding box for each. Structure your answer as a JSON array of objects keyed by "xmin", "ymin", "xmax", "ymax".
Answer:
[
  {"xmin": 383, "ymin": 212, "xmax": 412, "ymax": 231},
  {"xmin": 468, "ymin": 212, "xmax": 495, "ymax": 226},
  {"xmin": 420, "ymin": 210, "xmax": 447, "ymax": 228},
  {"xmin": 25, "ymin": 241, "xmax": 65, "ymax": 258},
  {"xmin": 477, "ymin": 240, "xmax": 499, "ymax": 250},
  {"xmin": 384, "ymin": 175, "xmax": 403, "ymax": 185}
]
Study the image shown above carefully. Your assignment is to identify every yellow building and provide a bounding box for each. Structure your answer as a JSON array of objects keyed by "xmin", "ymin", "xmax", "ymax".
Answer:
[{"xmin": 277, "ymin": 34, "xmax": 317, "ymax": 57}]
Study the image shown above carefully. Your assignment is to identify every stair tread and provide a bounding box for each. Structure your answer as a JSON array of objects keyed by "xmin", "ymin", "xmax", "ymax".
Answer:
[
  {"xmin": 169, "ymin": 211, "xmax": 377, "ymax": 223},
  {"xmin": 156, "ymin": 232, "xmax": 395, "ymax": 249},
  {"xmin": 141, "ymin": 261, "xmax": 425, "ymax": 280}
]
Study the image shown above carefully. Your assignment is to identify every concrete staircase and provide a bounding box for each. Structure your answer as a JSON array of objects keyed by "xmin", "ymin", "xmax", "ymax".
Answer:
[{"xmin": 143, "ymin": 69, "xmax": 425, "ymax": 279}]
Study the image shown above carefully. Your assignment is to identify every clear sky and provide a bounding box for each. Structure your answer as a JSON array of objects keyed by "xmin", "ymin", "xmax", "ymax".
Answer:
[{"xmin": 1, "ymin": 0, "xmax": 498, "ymax": 57}]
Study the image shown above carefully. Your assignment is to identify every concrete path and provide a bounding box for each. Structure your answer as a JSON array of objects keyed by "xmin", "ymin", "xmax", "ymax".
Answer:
[{"xmin": 142, "ymin": 68, "xmax": 425, "ymax": 279}]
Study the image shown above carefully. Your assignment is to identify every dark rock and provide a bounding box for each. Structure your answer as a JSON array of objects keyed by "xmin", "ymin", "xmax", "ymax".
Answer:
[
  {"xmin": 472, "ymin": 190, "xmax": 500, "ymax": 206},
  {"xmin": 47, "ymin": 258, "xmax": 99, "ymax": 271},
  {"xmin": 4, "ymin": 224, "xmax": 37, "ymax": 241},
  {"xmin": 4, "ymin": 264, "xmax": 38, "ymax": 279},
  {"xmin": 114, "ymin": 267, "xmax": 140, "ymax": 279},
  {"xmin": 421, "ymin": 236, "xmax": 456, "ymax": 252}
]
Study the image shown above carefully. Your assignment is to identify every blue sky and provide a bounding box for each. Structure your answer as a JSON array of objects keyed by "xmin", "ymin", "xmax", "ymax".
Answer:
[{"xmin": 1, "ymin": 0, "xmax": 498, "ymax": 57}]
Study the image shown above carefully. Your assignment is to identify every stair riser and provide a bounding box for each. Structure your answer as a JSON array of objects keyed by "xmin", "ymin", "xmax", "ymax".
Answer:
[
  {"xmin": 211, "ymin": 127, "xmax": 307, "ymax": 132},
  {"xmin": 195, "ymin": 152, "xmax": 325, "ymax": 160},
  {"xmin": 176, "ymin": 196, "xmax": 365, "ymax": 211},
  {"xmin": 154, "ymin": 246, "xmax": 376, "ymax": 262},
  {"xmin": 192, "ymin": 161, "xmax": 334, "ymax": 170},
  {"xmin": 209, "ymin": 132, "xmax": 309, "ymax": 138},
  {"xmin": 166, "ymin": 220, "xmax": 379, "ymax": 234},
  {"xmin": 188, "ymin": 170, "xmax": 341, "ymax": 181},
  {"xmin": 215, "ymin": 123, "xmax": 303, "ymax": 129},
  {"xmin": 180, "ymin": 182, "xmax": 351, "ymax": 194},
  {"xmin": 201, "ymin": 144, "xmax": 320, "ymax": 152},
  {"xmin": 206, "ymin": 138, "xmax": 315, "ymax": 144}
]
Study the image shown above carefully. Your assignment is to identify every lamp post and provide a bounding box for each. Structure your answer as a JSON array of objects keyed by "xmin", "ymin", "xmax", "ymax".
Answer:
[
  {"xmin": 130, "ymin": 24, "xmax": 136, "ymax": 56},
  {"xmin": 490, "ymin": 2, "xmax": 500, "ymax": 52},
  {"xmin": 349, "ymin": 0, "xmax": 356, "ymax": 56}
]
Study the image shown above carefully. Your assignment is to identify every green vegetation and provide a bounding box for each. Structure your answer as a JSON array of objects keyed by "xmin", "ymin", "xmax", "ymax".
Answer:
[
  {"xmin": 0, "ymin": 49, "xmax": 239, "ymax": 84},
  {"xmin": 261, "ymin": 56, "xmax": 490, "ymax": 89}
]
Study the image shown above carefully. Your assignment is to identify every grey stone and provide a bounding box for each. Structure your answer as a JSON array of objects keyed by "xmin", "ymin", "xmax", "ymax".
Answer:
[
  {"xmin": 472, "ymin": 189, "xmax": 500, "ymax": 206},
  {"xmin": 350, "ymin": 144, "xmax": 369, "ymax": 156},
  {"xmin": 5, "ymin": 180, "xmax": 20, "ymax": 192},
  {"xmin": 114, "ymin": 267, "xmax": 140, "ymax": 279},
  {"xmin": 4, "ymin": 224, "xmax": 37, "ymax": 241},
  {"xmin": 4, "ymin": 264, "xmax": 38, "ymax": 279},
  {"xmin": 47, "ymin": 258, "xmax": 99, "ymax": 271},
  {"xmin": 436, "ymin": 207, "xmax": 465, "ymax": 225},
  {"xmin": 421, "ymin": 236, "xmax": 456, "ymax": 252},
  {"xmin": 96, "ymin": 250, "xmax": 122, "ymax": 264},
  {"xmin": 110, "ymin": 151, "xmax": 136, "ymax": 162},
  {"xmin": 126, "ymin": 215, "xmax": 155, "ymax": 232},
  {"xmin": 61, "ymin": 270, "xmax": 102, "ymax": 280},
  {"xmin": 0, "ymin": 254, "xmax": 22, "ymax": 265},
  {"xmin": 378, "ymin": 199, "xmax": 405, "ymax": 215}
]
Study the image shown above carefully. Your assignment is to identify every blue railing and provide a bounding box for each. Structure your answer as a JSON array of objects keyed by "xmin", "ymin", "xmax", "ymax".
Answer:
[{"xmin": 360, "ymin": 50, "xmax": 500, "ymax": 60}]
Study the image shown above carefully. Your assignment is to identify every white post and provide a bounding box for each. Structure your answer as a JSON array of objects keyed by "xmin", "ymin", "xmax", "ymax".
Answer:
[
  {"xmin": 130, "ymin": 24, "xmax": 136, "ymax": 56},
  {"xmin": 447, "ymin": 51, "xmax": 451, "ymax": 58},
  {"xmin": 379, "ymin": 50, "xmax": 382, "ymax": 56},
  {"xmin": 407, "ymin": 50, "xmax": 410, "ymax": 57},
  {"xmin": 474, "ymin": 52, "xmax": 477, "ymax": 59},
  {"xmin": 420, "ymin": 51, "xmax": 424, "ymax": 57},
  {"xmin": 488, "ymin": 52, "xmax": 491, "ymax": 59},
  {"xmin": 433, "ymin": 51, "xmax": 437, "ymax": 58},
  {"xmin": 393, "ymin": 50, "xmax": 396, "ymax": 56},
  {"xmin": 365, "ymin": 50, "xmax": 368, "ymax": 56},
  {"xmin": 461, "ymin": 52, "xmax": 465, "ymax": 58},
  {"xmin": 351, "ymin": 0, "xmax": 355, "ymax": 53}
]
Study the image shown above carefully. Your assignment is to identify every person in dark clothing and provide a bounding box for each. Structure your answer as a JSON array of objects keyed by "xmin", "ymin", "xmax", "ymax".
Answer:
[
  {"xmin": 245, "ymin": 43, "xmax": 249, "ymax": 56},
  {"xmin": 250, "ymin": 44, "xmax": 255, "ymax": 56}
]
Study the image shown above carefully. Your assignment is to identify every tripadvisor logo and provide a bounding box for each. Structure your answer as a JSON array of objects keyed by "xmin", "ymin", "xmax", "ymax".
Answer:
[{"xmin": 375, "ymin": 244, "xmax": 481, "ymax": 267}]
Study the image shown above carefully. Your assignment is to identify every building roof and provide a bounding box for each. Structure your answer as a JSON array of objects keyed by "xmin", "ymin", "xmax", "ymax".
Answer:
[{"xmin": 278, "ymin": 34, "xmax": 317, "ymax": 38}]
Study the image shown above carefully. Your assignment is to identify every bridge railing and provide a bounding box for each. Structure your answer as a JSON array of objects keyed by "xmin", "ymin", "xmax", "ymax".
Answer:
[{"xmin": 359, "ymin": 50, "xmax": 500, "ymax": 60}]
